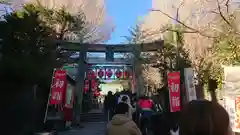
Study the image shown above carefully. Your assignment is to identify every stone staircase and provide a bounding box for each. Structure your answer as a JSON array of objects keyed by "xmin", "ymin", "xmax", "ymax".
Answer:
[{"xmin": 80, "ymin": 109, "xmax": 106, "ymax": 122}]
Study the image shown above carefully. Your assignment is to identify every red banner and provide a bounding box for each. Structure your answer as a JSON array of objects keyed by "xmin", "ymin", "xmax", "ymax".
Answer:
[
  {"xmin": 49, "ymin": 69, "xmax": 67, "ymax": 105},
  {"xmin": 235, "ymin": 97, "xmax": 240, "ymax": 130},
  {"xmin": 168, "ymin": 72, "xmax": 181, "ymax": 112}
]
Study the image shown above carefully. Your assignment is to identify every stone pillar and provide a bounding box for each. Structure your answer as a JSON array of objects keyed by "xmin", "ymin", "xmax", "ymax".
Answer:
[
  {"xmin": 73, "ymin": 44, "xmax": 87, "ymax": 125},
  {"xmin": 133, "ymin": 45, "xmax": 145, "ymax": 97},
  {"xmin": 129, "ymin": 66, "xmax": 135, "ymax": 93}
]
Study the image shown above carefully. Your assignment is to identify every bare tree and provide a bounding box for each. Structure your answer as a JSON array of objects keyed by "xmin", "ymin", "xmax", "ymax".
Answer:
[
  {"xmin": 125, "ymin": 25, "xmax": 162, "ymax": 94},
  {"xmin": 141, "ymin": 0, "xmax": 239, "ymax": 98},
  {"xmin": 11, "ymin": 0, "xmax": 115, "ymax": 43},
  {"xmin": 142, "ymin": 64, "xmax": 161, "ymax": 86}
]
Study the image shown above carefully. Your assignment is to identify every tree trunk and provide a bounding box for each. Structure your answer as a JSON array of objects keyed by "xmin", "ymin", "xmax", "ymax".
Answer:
[
  {"xmin": 210, "ymin": 91, "xmax": 217, "ymax": 103},
  {"xmin": 195, "ymin": 83, "xmax": 204, "ymax": 99}
]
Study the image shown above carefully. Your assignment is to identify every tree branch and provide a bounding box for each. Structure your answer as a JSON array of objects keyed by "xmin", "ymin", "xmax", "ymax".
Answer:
[
  {"xmin": 150, "ymin": 9, "xmax": 217, "ymax": 38},
  {"xmin": 216, "ymin": 0, "xmax": 232, "ymax": 27},
  {"xmin": 225, "ymin": 0, "xmax": 230, "ymax": 13},
  {"xmin": 176, "ymin": 1, "xmax": 185, "ymax": 21}
]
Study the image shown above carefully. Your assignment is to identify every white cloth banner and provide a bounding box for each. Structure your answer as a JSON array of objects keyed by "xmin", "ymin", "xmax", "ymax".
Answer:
[
  {"xmin": 184, "ymin": 68, "xmax": 197, "ymax": 102},
  {"xmin": 224, "ymin": 66, "xmax": 240, "ymax": 96},
  {"xmin": 225, "ymin": 97, "xmax": 239, "ymax": 132}
]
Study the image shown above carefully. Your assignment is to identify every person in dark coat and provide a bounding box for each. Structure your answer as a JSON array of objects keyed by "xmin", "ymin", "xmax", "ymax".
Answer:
[
  {"xmin": 104, "ymin": 91, "xmax": 117, "ymax": 120},
  {"xmin": 151, "ymin": 113, "xmax": 171, "ymax": 135},
  {"xmin": 152, "ymin": 86, "xmax": 168, "ymax": 113}
]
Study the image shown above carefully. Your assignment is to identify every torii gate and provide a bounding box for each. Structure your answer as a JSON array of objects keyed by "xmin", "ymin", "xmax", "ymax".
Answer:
[{"xmin": 58, "ymin": 40, "xmax": 164, "ymax": 123}]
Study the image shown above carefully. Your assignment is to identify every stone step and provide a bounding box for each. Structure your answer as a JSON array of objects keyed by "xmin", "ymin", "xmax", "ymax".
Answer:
[{"xmin": 80, "ymin": 112, "xmax": 106, "ymax": 122}]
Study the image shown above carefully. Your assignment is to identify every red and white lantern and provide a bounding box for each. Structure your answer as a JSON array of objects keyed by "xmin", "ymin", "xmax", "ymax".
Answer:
[
  {"xmin": 98, "ymin": 69, "xmax": 104, "ymax": 78},
  {"xmin": 115, "ymin": 69, "xmax": 122, "ymax": 78},
  {"xmin": 106, "ymin": 69, "xmax": 113, "ymax": 79},
  {"xmin": 124, "ymin": 71, "xmax": 129, "ymax": 78},
  {"xmin": 88, "ymin": 69, "xmax": 96, "ymax": 79}
]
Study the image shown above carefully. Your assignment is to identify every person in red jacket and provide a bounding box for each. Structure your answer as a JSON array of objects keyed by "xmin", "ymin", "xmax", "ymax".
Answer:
[
  {"xmin": 138, "ymin": 96, "xmax": 153, "ymax": 110},
  {"xmin": 137, "ymin": 96, "xmax": 154, "ymax": 135}
]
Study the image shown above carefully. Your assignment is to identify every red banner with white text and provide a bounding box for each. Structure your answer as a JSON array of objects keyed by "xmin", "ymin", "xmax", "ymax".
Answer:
[
  {"xmin": 235, "ymin": 97, "xmax": 240, "ymax": 131},
  {"xmin": 168, "ymin": 72, "xmax": 181, "ymax": 112},
  {"xmin": 49, "ymin": 69, "xmax": 67, "ymax": 105}
]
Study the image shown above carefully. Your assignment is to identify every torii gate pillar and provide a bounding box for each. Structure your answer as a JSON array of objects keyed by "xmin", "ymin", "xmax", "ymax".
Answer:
[
  {"xmin": 73, "ymin": 45, "xmax": 87, "ymax": 125},
  {"xmin": 132, "ymin": 45, "xmax": 145, "ymax": 96}
]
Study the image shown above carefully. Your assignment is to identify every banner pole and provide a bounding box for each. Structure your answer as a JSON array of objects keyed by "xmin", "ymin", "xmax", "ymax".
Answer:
[
  {"xmin": 108, "ymin": 110, "xmax": 110, "ymax": 122},
  {"xmin": 44, "ymin": 69, "xmax": 56, "ymax": 123}
]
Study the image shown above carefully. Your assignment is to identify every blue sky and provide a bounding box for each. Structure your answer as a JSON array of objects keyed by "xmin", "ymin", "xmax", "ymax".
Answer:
[{"xmin": 105, "ymin": 0, "xmax": 151, "ymax": 44}]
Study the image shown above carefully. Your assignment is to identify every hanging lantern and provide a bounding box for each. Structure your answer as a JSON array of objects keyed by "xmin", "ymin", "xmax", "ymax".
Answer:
[
  {"xmin": 93, "ymin": 69, "xmax": 97, "ymax": 79},
  {"xmin": 106, "ymin": 69, "xmax": 113, "ymax": 78},
  {"xmin": 98, "ymin": 69, "xmax": 104, "ymax": 78},
  {"xmin": 91, "ymin": 79, "xmax": 96, "ymax": 90},
  {"xmin": 129, "ymin": 70, "xmax": 133, "ymax": 79},
  {"xmin": 88, "ymin": 69, "xmax": 95, "ymax": 79},
  {"xmin": 124, "ymin": 70, "xmax": 129, "ymax": 78},
  {"xmin": 115, "ymin": 69, "xmax": 122, "ymax": 78}
]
